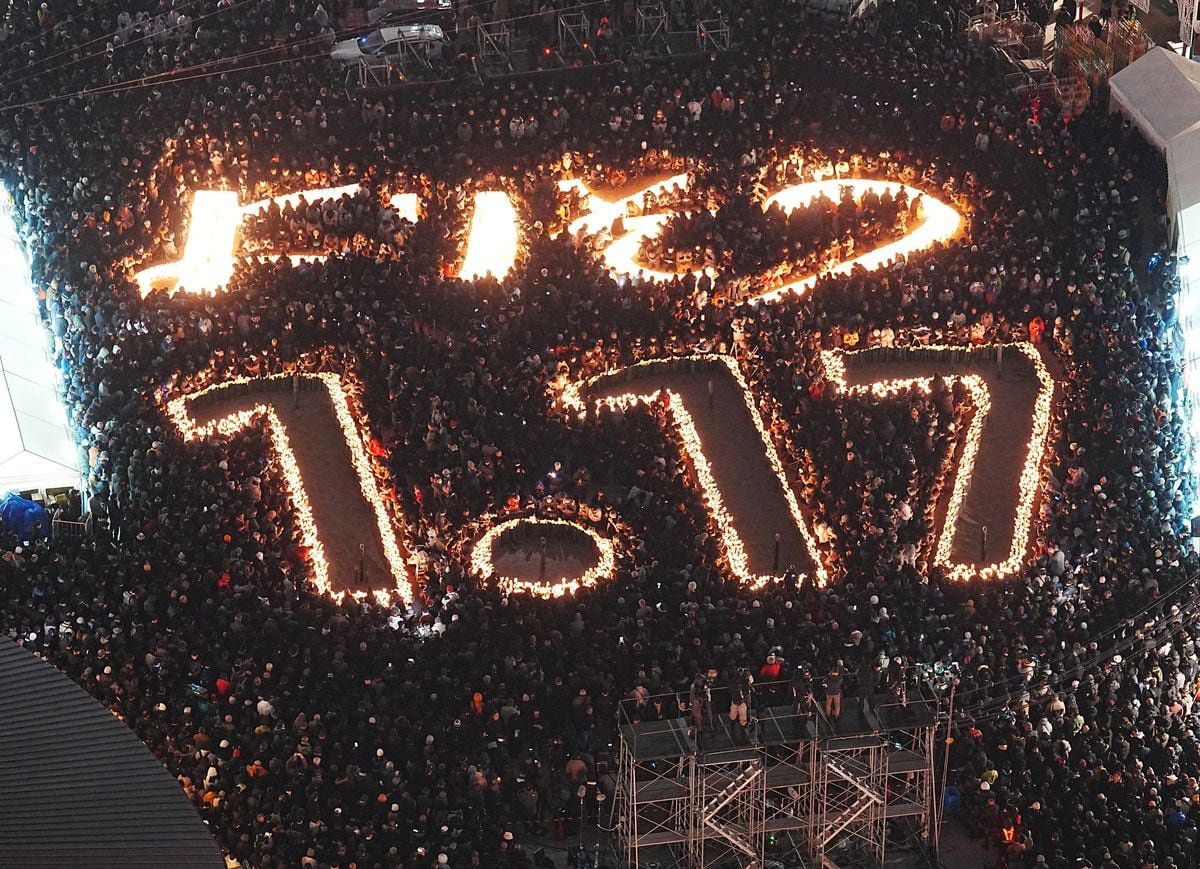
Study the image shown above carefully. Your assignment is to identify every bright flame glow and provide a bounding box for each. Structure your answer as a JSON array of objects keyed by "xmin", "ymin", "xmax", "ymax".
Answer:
[
  {"xmin": 759, "ymin": 180, "xmax": 961, "ymax": 301},
  {"xmin": 389, "ymin": 193, "xmax": 421, "ymax": 224},
  {"xmin": 569, "ymin": 177, "xmax": 962, "ymax": 303},
  {"xmin": 136, "ymin": 190, "xmax": 243, "ymax": 296},
  {"xmin": 135, "ymin": 185, "xmax": 521, "ymax": 294},
  {"xmin": 559, "ymin": 174, "xmax": 691, "ymax": 237},
  {"xmin": 165, "ymin": 371, "xmax": 413, "ymax": 604},
  {"xmin": 135, "ymin": 185, "xmax": 431, "ymax": 297},
  {"xmin": 469, "ymin": 516, "xmax": 617, "ymax": 598},
  {"xmin": 459, "ymin": 191, "xmax": 519, "ymax": 281},
  {"xmin": 167, "ymin": 398, "xmax": 331, "ymax": 595},
  {"xmin": 558, "ymin": 354, "xmax": 827, "ymax": 588},
  {"xmin": 822, "ymin": 342, "xmax": 1055, "ymax": 581}
]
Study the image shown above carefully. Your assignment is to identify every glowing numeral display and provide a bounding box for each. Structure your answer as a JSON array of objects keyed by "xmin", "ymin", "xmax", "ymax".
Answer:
[
  {"xmin": 469, "ymin": 516, "xmax": 617, "ymax": 599},
  {"xmin": 166, "ymin": 372, "xmax": 413, "ymax": 604},
  {"xmin": 135, "ymin": 186, "xmax": 519, "ymax": 296},
  {"xmin": 142, "ymin": 165, "xmax": 1050, "ymax": 595},
  {"xmin": 458, "ymin": 191, "xmax": 521, "ymax": 281},
  {"xmin": 558, "ymin": 354, "xmax": 828, "ymax": 588},
  {"xmin": 561, "ymin": 176, "xmax": 962, "ymax": 304},
  {"xmin": 821, "ymin": 343, "xmax": 1055, "ymax": 581}
]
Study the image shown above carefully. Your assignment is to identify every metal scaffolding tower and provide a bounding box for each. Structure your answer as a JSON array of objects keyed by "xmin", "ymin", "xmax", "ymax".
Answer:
[
  {"xmin": 347, "ymin": 56, "xmax": 397, "ymax": 89},
  {"xmin": 613, "ymin": 679, "xmax": 940, "ymax": 868},
  {"xmin": 696, "ymin": 18, "xmax": 731, "ymax": 52},
  {"xmin": 692, "ymin": 754, "xmax": 765, "ymax": 865},
  {"xmin": 555, "ymin": 10, "xmax": 595, "ymax": 65},
  {"xmin": 557, "ymin": 10, "xmax": 592, "ymax": 52},
  {"xmin": 475, "ymin": 19, "xmax": 513, "ymax": 72},
  {"xmin": 636, "ymin": 1, "xmax": 671, "ymax": 54},
  {"xmin": 818, "ymin": 734, "xmax": 887, "ymax": 863}
]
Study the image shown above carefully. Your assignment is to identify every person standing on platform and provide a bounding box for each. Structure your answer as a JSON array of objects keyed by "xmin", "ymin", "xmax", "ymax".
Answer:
[
  {"xmin": 792, "ymin": 666, "xmax": 815, "ymax": 739},
  {"xmin": 689, "ymin": 673, "xmax": 710, "ymax": 752},
  {"xmin": 729, "ymin": 669, "xmax": 753, "ymax": 744},
  {"xmin": 825, "ymin": 662, "xmax": 844, "ymax": 722}
]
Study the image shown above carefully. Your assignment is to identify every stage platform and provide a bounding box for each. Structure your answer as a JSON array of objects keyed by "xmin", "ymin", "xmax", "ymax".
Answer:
[
  {"xmin": 615, "ymin": 681, "xmax": 942, "ymax": 868},
  {"xmin": 620, "ymin": 690, "xmax": 936, "ymax": 763}
]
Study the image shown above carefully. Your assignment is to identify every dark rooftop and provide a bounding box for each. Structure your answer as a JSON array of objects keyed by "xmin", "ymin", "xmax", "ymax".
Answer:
[{"xmin": 0, "ymin": 637, "xmax": 224, "ymax": 868}]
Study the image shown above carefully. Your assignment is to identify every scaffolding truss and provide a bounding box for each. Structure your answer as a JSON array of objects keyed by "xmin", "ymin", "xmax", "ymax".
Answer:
[
  {"xmin": 344, "ymin": 36, "xmax": 440, "ymax": 90},
  {"xmin": 558, "ymin": 11, "xmax": 590, "ymax": 49},
  {"xmin": 393, "ymin": 36, "xmax": 437, "ymax": 77},
  {"xmin": 819, "ymin": 735, "xmax": 887, "ymax": 862},
  {"xmin": 475, "ymin": 19, "xmax": 513, "ymax": 72},
  {"xmin": 347, "ymin": 56, "xmax": 397, "ymax": 89},
  {"xmin": 557, "ymin": 10, "xmax": 594, "ymax": 63},
  {"xmin": 636, "ymin": 1, "xmax": 670, "ymax": 54},
  {"xmin": 613, "ymin": 680, "xmax": 940, "ymax": 869},
  {"xmin": 696, "ymin": 18, "xmax": 730, "ymax": 52}
]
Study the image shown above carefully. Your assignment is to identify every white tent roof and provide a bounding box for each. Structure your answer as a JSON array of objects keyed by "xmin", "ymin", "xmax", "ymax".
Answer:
[
  {"xmin": 1109, "ymin": 48, "xmax": 1200, "ymax": 152},
  {"xmin": 0, "ymin": 194, "xmax": 79, "ymax": 493}
]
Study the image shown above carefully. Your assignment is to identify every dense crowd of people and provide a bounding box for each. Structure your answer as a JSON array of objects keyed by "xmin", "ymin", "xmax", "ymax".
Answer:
[{"xmin": 0, "ymin": 0, "xmax": 1197, "ymax": 867}]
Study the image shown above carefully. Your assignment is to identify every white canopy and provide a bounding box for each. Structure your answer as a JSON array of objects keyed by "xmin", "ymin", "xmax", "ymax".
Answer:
[
  {"xmin": 1109, "ymin": 48, "xmax": 1200, "ymax": 152},
  {"xmin": 1113, "ymin": 50, "xmax": 1200, "ymax": 468},
  {"xmin": 0, "ymin": 192, "xmax": 79, "ymax": 493}
]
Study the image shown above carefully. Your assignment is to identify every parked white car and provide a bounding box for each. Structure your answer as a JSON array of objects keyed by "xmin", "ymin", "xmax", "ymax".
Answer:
[{"xmin": 330, "ymin": 24, "xmax": 447, "ymax": 67}]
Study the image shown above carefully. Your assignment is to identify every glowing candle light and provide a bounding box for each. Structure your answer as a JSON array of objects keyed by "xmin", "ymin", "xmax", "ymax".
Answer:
[
  {"xmin": 567, "ymin": 176, "xmax": 962, "ymax": 303},
  {"xmin": 166, "ymin": 371, "xmax": 414, "ymax": 604},
  {"xmin": 134, "ymin": 184, "xmax": 518, "ymax": 295},
  {"xmin": 469, "ymin": 516, "xmax": 617, "ymax": 599},
  {"xmin": 559, "ymin": 173, "xmax": 692, "ymax": 237},
  {"xmin": 459, "ymin": 191, "xmax": 520, "ymax": 281},
  {"xmin": 558, "ymin": 354, "xmax": 828, "ymax": 588},
  {"xmin": 759, "ymin": 180, "xmax": 962, "ymax": 302},
  {"xmin": 822, "ymin": 342, "xmax": 1055, "ymax": 581},
  {"xmin": 388, "ymin": 192, "xmax": 421, "ymax": 225},
  {"xmin": 136, "ymin": 190, "xmax": 243, "ymax": 296}
]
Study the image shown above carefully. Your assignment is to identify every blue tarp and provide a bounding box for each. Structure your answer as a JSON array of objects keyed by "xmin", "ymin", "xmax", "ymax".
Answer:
[{"xmin": 0, "ymin": 492, "xmax": 48, "ymax": 539}]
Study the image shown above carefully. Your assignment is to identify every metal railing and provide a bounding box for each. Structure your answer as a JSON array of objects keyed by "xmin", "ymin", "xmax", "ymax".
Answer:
[{"xmin": 51, "ymin": 516, "xmax": 89, "ymax": 541}]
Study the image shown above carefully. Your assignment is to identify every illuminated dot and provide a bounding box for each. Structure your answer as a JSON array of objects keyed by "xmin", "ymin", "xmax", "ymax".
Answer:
[{"xmin": 470, "ymin": 517, "xmax": 617, "ymax": 598}]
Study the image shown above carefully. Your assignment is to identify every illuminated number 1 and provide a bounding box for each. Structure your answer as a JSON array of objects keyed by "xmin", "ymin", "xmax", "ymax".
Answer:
[{"xmin": 166, "ymin": 372, "xmax": 413, "ymax": 603}]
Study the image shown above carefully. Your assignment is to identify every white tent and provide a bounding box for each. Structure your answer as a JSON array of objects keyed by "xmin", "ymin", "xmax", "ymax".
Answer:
[
  {"xmin": 1109, "ymin": 48, "xmax": 1200, "ymax": 151},
  {"xmin": 0, "ymin": 192, "xmax": 79, "ymax": 493},
  {"xmin": 1111, "ymin": 49, "xmax": 1200, "ymax": 467}
]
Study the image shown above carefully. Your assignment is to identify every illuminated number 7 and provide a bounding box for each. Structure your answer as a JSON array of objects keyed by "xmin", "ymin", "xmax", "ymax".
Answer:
[
  {"xmin": 821, "ymin": 343, "xmax": 1055, "ymax": 581},
  {"xmin": 558, "ymin": 354, "xmax": 830, "ymax": 588},
  {"xmin": 166, "ymin": 372, "xmax": 413, "ymax": 603}
]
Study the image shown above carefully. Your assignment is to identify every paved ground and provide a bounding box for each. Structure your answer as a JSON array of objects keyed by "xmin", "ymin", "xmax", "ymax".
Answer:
[
  {"xmin": 187, "ymin": 379, "xmax": 399, "ymax": 598},
  {"xmin": 1142, "ymin": 0, "xmax": 1182, "ymax": 46},
  {"xmin": 590, "ymin": 359, "xmax": 818, "ymax": 581},
  {"xmin": 489, "ymin": 530, "xmax": 599, "ymax": 585}
]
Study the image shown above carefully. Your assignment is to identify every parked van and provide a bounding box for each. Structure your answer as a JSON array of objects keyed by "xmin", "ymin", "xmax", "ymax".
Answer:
[{"xmin": 330, "ymin": 24, "xmax": 447, "ymax": 67}]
